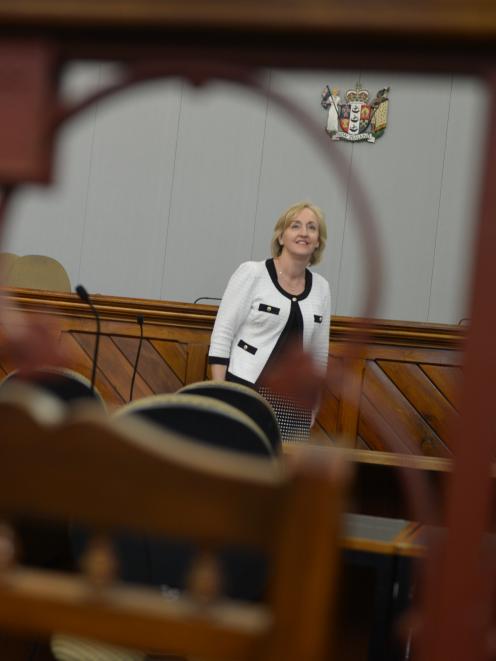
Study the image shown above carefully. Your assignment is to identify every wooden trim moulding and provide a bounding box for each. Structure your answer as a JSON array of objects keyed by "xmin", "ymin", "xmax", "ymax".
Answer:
[
  {"xmin": 2, "ymin": 287, "xmax": 466, "ymax": 349},
  {"xmin": 329, "ymin": 315, "xmax": 465, "ymax": 349},
  {"xmin": 2, "ymin": 287, "xmax": 218, "ymax": 331},
  {"xmin": 1, "ymin": 1, "xmax": 496, "ymax": 42}
]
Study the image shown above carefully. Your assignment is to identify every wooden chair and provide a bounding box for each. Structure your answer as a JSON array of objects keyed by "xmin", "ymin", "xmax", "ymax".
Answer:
[
  {"xmin": 4, "ymin": 254, "xmax": 71, "ymax": 292},
  {"xmin": 0, "ymin": 251, "xmax": 19, "ymax": 280},
  {"xmin": 0, "ymin": 382, "xmax": 349, "ymax": 661}
]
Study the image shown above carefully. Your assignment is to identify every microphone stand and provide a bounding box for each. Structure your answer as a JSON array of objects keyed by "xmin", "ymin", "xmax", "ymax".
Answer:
[
  {"xmin": 193, "ymin": 296, "xmax": 221, "ymax": 304},
  {"xmin": 129, "ymin": 315, "xmax": 144, "ymax": 402},
  {"xmin": 75, "ymin": 285, "xmax": 100, "ymax": 393}
]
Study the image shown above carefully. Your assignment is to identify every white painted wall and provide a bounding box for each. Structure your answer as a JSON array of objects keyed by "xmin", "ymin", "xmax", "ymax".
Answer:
[{"xmin": 2, "ymin": 62, "xmax": 487, "ymax": 324}]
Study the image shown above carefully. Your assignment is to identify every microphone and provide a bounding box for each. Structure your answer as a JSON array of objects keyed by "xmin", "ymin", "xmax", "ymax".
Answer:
[
  {"xmin": 193, "ymin": 296, "xmax": 221, "ymax": 304},
  {"xmin": 129, "ymin": 314, "xmax": 144, "ymax": 402},
  {"xmin": 75, "ymin": 284, "xmax": 100, "ymax": 393}
]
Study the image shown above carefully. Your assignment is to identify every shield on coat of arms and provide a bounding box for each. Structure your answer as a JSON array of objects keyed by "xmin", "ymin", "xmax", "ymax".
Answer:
[
  {"xmin": 321, "ymin": 83, "xmax": 390, "ymax": 143},
  {"xmin": 338, "ymin": 101, "xmax": 371, "ymax": 135}
]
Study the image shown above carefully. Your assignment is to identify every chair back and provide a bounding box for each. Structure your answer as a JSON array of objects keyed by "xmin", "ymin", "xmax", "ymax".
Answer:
[
  {"xmin": 114, "ymin": 393, "xmax": 274, "ymax": 599},
  {"xmin": 178, "ymin": 380, "xmax": 281, "ymax": 453},
  {"xmin": 0, "ymin": 384, "xmax": 349, "ymax": 661},
  {"xmin": 0, "ymin": 251, "xmax": 19, "ymax": 280},
  {"xmin": 116, "ymin": 392, "xmax": 273, "ymax": 458},
  {"xmin": 0, "ymin": 367, "xmax": 106, "ymax": 409},
  {"xmin": 5, "ymin": 254, "xmax": 71, "ymax": 292},
  {"xmin": 0, "ymin": 374, "xmax": 105, "ymax": 580}
]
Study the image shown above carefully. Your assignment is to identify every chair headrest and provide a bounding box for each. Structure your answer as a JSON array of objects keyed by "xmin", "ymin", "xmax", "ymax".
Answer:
[
  {"xmin": 179, "ymin": 381, "xmax": 281, "ymax": 453},
  {"xmin": 116, "ymin": 393, "xmax": 274, "ymax": 458},
  {"xmin": 0, "ymin": 368, "xmax": 106, "ymax": 410}
]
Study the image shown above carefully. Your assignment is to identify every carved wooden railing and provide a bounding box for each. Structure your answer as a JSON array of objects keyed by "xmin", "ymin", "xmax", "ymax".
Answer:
[{"xmin": 0, "ymin": 287, "xmax": 465, "ymax": 457}]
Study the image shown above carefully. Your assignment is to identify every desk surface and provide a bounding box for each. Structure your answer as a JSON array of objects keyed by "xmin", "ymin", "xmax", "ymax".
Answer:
[
  {"xmin": 284, "ymin": 444, "xmax": 451, "ymax": 522},
  {"xmin": 342, "ymin": 513, "xmax": 420, "ymax": 556},
  {"xmin": 395, "ymin": 524, "xmax": 447, "ymax": 558}
]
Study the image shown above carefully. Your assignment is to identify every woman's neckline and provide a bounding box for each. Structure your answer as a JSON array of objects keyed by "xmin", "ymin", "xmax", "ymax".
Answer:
[{"xmin": 265, "ymin": 258, "xmax": 312, "ymax": 301}]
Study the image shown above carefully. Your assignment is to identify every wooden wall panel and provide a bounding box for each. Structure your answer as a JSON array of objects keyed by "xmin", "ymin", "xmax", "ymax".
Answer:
[
  {"xmin": 420, "ymin": 363, "xmax": 462, "ymax": 410},
  {"xmin": 357, "ymin": 395, "xmax": 413, "ymax": 454},
  {"xmin": 72, "ymin": 332, "xmax": 154, "ymax": 403},
  {"xmin": 112, "ymin": 337, "xmax": 183, "ymax": 396},
  {"xmin": 360, "ymin": 362, "xmax": 452, "ymax": 458},
  {"xmin": 185, "ymin": 344, "xmax": 209, "ymax": 384},
  {"xmin": 1, "ymin": 289, "xmax": 465, "ymax": 456},
  {"xmin": 378, "ymin": 361, "xmax": 457, "ymax": 445},
  {"xmin": 58, "ymin": 332, "xmax": 124, "ymax": 407},
  {"xmin": 314, "ymin": 390, "xmax": 339, "ymax": 439},
  {"xmin": 150, "ymin": 340, "xmax": 187, "ymax": 383}
]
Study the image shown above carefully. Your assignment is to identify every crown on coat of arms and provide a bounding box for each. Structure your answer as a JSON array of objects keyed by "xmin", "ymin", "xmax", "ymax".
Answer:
[{"xmin": 345, "ymin": 83, "xmax": 370, "ymax": 104}]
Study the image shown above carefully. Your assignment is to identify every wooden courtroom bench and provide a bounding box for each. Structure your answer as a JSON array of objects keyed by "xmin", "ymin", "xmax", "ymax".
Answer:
[{"xmin": 0, "ymin": 287, "xmax": 464, "ymax": 459}]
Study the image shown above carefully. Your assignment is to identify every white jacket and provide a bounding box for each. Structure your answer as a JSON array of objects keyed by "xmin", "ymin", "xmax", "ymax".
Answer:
[{"xmin": 208, "ymin": 260, "xmax": 331, "ymax": 385}]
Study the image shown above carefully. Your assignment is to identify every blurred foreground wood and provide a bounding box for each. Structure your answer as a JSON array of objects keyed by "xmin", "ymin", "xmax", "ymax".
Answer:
[{"xmin": 0, "ymin": 385, "xmax": 349, "ymax": 661}]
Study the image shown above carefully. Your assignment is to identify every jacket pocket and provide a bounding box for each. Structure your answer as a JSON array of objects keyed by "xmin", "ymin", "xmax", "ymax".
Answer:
[
  {"xmin": 314, "ymin": 314, "xmax": 323, "ymax": 324},
  {"xmin": 238, "ymin": 339, "xmax": 258, "ymax": 355},
  {"xmin": 258, "ymin": 303, "xmax": 280, "ymax": 315}
]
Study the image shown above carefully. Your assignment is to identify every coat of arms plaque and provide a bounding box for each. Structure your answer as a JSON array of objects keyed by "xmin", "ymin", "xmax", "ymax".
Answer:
[{"xmin": 321, "ymin": 83, "xmax": 390, "ymax": 143}]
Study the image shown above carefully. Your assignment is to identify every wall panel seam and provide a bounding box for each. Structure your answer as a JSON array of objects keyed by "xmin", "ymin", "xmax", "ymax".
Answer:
[
  {"xmin": 426, "ymin": 75, "xmax": 454, "ymax": 322},
  {"xmin": 159, "ymin": 79, "xmax": 184, "ymax": 300}
]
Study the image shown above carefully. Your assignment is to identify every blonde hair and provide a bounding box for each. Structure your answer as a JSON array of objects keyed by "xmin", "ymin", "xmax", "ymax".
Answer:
[{"xmin": 270, "ymin": 202, "xmax": 327, "ymax": 265}]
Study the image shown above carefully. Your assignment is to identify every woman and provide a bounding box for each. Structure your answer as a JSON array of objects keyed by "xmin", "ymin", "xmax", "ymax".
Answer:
[{"xmin": 208, "ymin": 201, "xmax": 331, "ymax": 442}]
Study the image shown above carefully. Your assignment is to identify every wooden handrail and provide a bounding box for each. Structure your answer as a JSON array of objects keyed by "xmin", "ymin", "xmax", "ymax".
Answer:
[{"xmin": 1, "ymin": 286, "xmax": 466, "ymax": 348}]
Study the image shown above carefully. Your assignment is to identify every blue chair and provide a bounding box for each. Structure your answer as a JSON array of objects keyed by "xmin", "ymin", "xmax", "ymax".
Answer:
[
  {"xmin": 116, "ymin": 392, "xmax": 273, "ymax": 458},
  {"xmin": 0, "ymin": 367, "xmax": 106, "ymax": 409},
  {"xmin": 114, "ymin": 393, "xmax": 275, "ymax": 601},
  {"xmin": 178, "ymin": 380, "xmax": 282, "ymax": 454}
]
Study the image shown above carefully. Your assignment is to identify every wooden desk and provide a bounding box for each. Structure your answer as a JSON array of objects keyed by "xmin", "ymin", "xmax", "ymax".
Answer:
[
  {"xmin": 285, "ymin": 443, "xmax": 450, "ymax": 523},
  {"xmin": 395, "ymin": 524, "xmax": 450, "ymax": 559},
  {"xmin": 344, "ymin": 451, "xmax": 448, "ymax": 523},
  {"xmin": 338, "ymin": 514, "xmax": 420, "ymax": 661}
]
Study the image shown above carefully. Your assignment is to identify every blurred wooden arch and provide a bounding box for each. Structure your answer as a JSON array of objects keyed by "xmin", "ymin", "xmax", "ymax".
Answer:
[
  {"xmin": 0, "ymin": 383, "xmax": 349, "ymax": 661},
  {"xmin": 0, "ymin": 3, "xmax": 494, "ymax": 661}
]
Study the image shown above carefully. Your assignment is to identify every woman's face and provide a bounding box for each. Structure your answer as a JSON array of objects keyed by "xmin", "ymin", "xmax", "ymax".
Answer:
[{"xmin": 279, "ymin": 208, "xmax": 320, "ymax": 260}]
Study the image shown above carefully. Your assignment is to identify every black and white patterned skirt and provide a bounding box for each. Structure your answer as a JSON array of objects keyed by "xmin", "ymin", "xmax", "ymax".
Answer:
[{"xmin": 257, "ymin": 385, "xmax": 312, "ymax": 443}]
